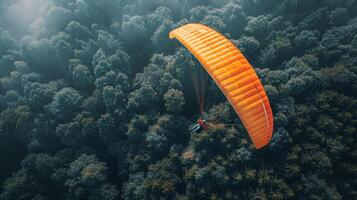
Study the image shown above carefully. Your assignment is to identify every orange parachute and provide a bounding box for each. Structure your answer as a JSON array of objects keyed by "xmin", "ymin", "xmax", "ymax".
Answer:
[{"xmin": 169, "ymin": 23, "xmax": 274, "ymax": 149}]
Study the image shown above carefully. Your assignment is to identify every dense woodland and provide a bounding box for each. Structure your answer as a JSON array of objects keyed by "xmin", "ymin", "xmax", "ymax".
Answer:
[{"xmin": 0, "ymin": 0, "xmax": 356, "ymax": 199}]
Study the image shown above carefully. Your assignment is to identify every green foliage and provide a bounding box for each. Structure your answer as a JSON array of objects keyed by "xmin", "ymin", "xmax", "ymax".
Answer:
[
  {"xmin": 164, "ymin": 89, "xmax": 185, "ymax": 113},
  {"xmin": 64, "ymin": 154, "xmax": 115, "ymax": 199},
  {"xmin": 48, "ymin": 87, "xmax": 83, "ymax": 122},
  {"xmin": 0, "ymin": 169, "xmax": 38, "ymax": 200},
  {"xmin": 0, "ymin": 0, "xmax": 356, "ymax": 199}
]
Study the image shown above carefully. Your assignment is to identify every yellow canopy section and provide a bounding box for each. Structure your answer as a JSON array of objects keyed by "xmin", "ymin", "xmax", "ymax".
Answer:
[{"xmin": 169, "ymin": 23, "xmax": 273, "ymax": 149}]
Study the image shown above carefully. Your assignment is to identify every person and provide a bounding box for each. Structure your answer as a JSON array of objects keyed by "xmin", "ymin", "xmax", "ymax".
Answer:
[{"xmin": 189, "ymin": 118, "xmax": 208, "ymax": 133}]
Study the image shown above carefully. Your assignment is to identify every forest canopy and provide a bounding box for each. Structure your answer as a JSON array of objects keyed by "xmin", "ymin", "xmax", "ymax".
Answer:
[{"xmin": 0, "ymin": 0, "xmax": 356, "ymax": 199}]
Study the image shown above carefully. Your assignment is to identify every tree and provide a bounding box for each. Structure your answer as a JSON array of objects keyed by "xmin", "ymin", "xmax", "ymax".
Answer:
[
  {"xmin": 329, "ymin": 8, "xmax": 348, "ymax": 26},
  {"xmin": 102, "ymin": 85, "xmax": 126, "ymax": 117},
  {"xmin": 21, "ymin": 153, "xmax": 56, "ymax": 182},
  {"xmin": 45, "ymin": 6, "xmax": 74, "ymax": 33},
  {"xmin": 65, "ymin": 154, "xmax": 111, "ymax": 199},
  {"xmin": 201, "ymin": 15, "xmax": 226, "ymax": 32},
  {"xmin": 163, "ymin": 89, "xmax": 185, "ymax": 113},
  {"xmin": 0, "ymin": 169, "xmax": 39, "ymax": 200},
  {"xmin": 48, "ymin": 87, "xmax": 83, "ymax": 122},
  {"xmin": 261, "ymin": 36, "xmax": 293, "ymax": 67},
  {"xmin": 146, "ymin": 7, "xmax": 173, "ymax": 32},
  {"xmin": 56, "ymin": 121, "xmax": 82, "ymax": 147},
  {"xmin": 0, "ymin": 105, "xmax": 33, "ymax": 144},
  {"xmin": 234, "ymin": 36, "xmax": 260, "ymax": 62},
  {"xmin": 321, "ymin": 65, "xmax": 357, "ymax": 95},
  {"xmin": 294, "ymin": 30, "xmax": 319, "ymax": 54},
  {"xmin": 24, "ymin": 82, "xmax": 55, "ymax": 111},
  {"xmin": 219, "ymin": 3, "xmax": 247, "ymax": 36},
  {"xmin": 121, "ymin": 173, "xmax": 146, "ymax": 200},
  {"xmin": 301, "ymin": 175, "xmax": 342, "ymax": 200},
  {"xmin": 65, "ymin": 21, "xmax": 93, "ymax": 41},
  {"xmin": 0, "ymin": 30, "xmax": 17, "ymax": 56},
  {"xmin": 121, "ymin": 15, "xmax": 148, "ymax": 45},
  {"xmin": 22, "ymin": 38, "xmax": 65, "ymax": 79},
  {"xmin": 126, "ymin": 84, "xmax": 158, "ymax": 113},
  {"xmin": 69, "ymin": 61, "xmax": 94, "ymax": 90},
  {"xmin": 0, "ymin": 70, "xmax": 22, "ymax": 92},
  {"xmin": 151, "ymin": 20, "xmax": 175, "ymax": 52},
  {"xmin": 244, "ymin": 15, "xmax": 269, "ymax": 39},
  {"xmin": 144, "ymin": 157, "xmax": 180, "ymax": 199},
  {"xmin": 98, "ymin": 113, "xmax": 123, "ymax": 144}
]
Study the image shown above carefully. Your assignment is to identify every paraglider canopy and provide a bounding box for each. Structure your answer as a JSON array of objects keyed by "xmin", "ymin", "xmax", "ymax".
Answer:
[{"xmin": 169, "ymin": 23, "xmax": 274, "ymax": 149}]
